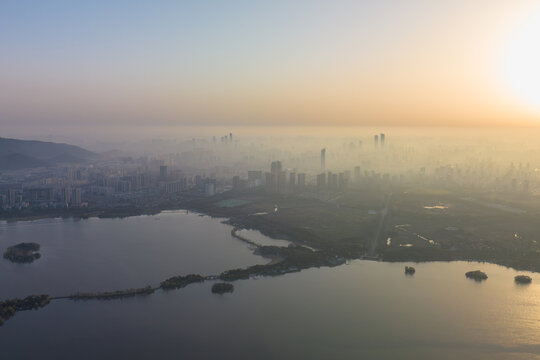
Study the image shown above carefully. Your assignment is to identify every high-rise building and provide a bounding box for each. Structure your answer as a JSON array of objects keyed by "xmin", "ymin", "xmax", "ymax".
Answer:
[
  {"xmin": 270, "ymin": 161, "xmax": 282, "ymax": 175},
  {"xmin": 229, "ymin": 133, "xmax": 232, "ymax": 142},
  {"xmin": 160, "ymin": 165, "xmax": 168, "ymax": 181},
  {"xmin": 72, "ymin": 188, "xmax": 82, "ymax": 206},
  {"xmin": 321, "ymin": 148, "xmax": 326, "ymax": 171},
  {"xmin": 204, "ymin": 181, "xmax": 215, "ymax": 196},
  {"xmin": 380, "ymin": 133, "xmax": 385, "ymax": 147},
  {"xmin": 63, "ymin": 187, "xmax": 71, "ymax": 205},
  {"xmin": 338, "ymin": 172, "xmax": 347, "ymax": 189},
  {"xmin": 329, "ymin": 173, "xmax": 338, "ymax": 190},
  {"xmin": 289, "ymin": 172, "xmax": 296, "ymax": 192},
  {"xmin": 297, "ymin": 173, "xmax": 306, "ymax": 189},
  {"xmin": 354, "ymin": 166, "xmax": 361, "ymax": 181},
  {"xmin": 277, "ymin": 171, "xmax": 287, "ymax": 193},
  {"xmin": 248, "ymin": 171, "xmax": 263, "ymax": 187},
  {"xmin": 8, "ymin": 189, "xmax": 16, "ymax": 207},
  {"xmin": 374, "ymin": 135, "xmax": 379, "ymax": 148},
  {"xmin": 232, "ymin": 176, "xmax": 241, "ymax": 190},
  {"xmin": 265, "ymin": 172, "xmax": 275, "ymax": 193},
  {"xmin": 316, "ymin": 173, "xmax": 326, "ymax": 189}
]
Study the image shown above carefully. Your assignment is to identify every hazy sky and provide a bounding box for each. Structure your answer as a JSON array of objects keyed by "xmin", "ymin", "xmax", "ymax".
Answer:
[{"xmin": 1, "ymin": 0, "xmax": 540, "ymax": 133}]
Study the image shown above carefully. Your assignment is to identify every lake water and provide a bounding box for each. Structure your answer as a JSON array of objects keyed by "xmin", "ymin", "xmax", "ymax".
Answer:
[{"xmin": 1, "ymin": 211, "xmax": 540, "ymax": 359}]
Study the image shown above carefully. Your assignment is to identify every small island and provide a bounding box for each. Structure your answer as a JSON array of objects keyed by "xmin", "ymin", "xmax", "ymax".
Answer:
[
  {"xmin": 211, "ymin": 283, "xmax": 234, "ymax": 294},
  {"xmin": 404, "ymin": 266, "xmax": 415, "ymax": 275},
  {"xmin": 160, "ymin": 274, "xmax": 205, "ymax": 290},
  {"xmin": 514, "ymin": 275, "xmax": 532, "ymax": 284},
  {"xmin": 3, "ymin": 242, "xmax": 41, "ymax": 263},
  {"xmin": 465, "ymin": 270, "xmax": 488, "ymax": 282}
]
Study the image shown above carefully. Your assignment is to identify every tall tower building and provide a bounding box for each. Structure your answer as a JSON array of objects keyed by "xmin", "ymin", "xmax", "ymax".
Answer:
[
  {"xmin": 321, "ymin": 148, "xmax": 326, "ymax": 171},
  {"xmin": 289, "ymin": 172, "xmax": 296, "ymax": 192},
  {"xmin": 374, "ymin": 135, "xmax": 379, "ymax": 148},
  {"xmin": 270, "ymin": 161, "xmax": 282, "ymax": 175},
  {"xmin": 380, "ymin": 133, "xmax": 385, "ymax": 147},
  {"xmin": 354, "ymin": 166, "xmax": 361, "ymax": 180},
  {"xmin": 160, "ymin": 165, "xmax": 168, "ymax": 181},
  {"xmin": 316, "ymin": 173, "xmax": 326, "ymax": 189},
  {"xmin": 72, "ymin": 188, "xmax": 82, "ymax": 206},
  {"xmin": 297, "ymin": 173, "xmax": 306, "ymax": 189}
]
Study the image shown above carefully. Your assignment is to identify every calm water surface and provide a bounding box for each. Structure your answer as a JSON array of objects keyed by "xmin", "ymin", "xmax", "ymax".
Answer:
[{"xmin": 1, "ymin": 211, "xmax": 539, "ymax": 359}]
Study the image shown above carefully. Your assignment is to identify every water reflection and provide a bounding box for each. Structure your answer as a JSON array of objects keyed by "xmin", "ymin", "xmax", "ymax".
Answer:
[{"xmin": 1, "ymin": 213, "xmax": 540, "ymax": 359}]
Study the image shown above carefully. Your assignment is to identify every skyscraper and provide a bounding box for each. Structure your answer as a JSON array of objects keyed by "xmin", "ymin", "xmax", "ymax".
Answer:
[
  {"xmin": 289, "ymin": 172, "xmax": 296, "ymax": 192},
  {"xmin": 316, "ymin": 173, "xmax": 326, "ymax": 189},
  {"xmin": 232, "ymin": 176, "xmax": 241, "ymax": 190},
  {"xmin": 271, "ymin": 161, "xmax": 282, "ymax": 175},
  {"xmin": 72, "ymin": 188, "xmax": 82, "ymax": 206},
  {"xmin": 321, "ymin": 148, "xmax": 326, "ymax": 171},
  {"xmin": 297, "ymin": 173, "xmax": 306, "ymax": 189},
  {"xmin": 248, "ymin": 171, "xmax": 263, "ymax": 187},
  {"xmin": 8, "ymin": 189, "xmax": 16, "ymax": 207},
  {"xmin": 380, "ymin": 133, "xmax": 385, "ymax": 147},
  {"xmin": 268, "ymin": 161, "xmax": 283, "ymax": 193},
  {"xmin": 354, "ymin": 166, "xmax": 361, "ymax": 181},
  {"xmin": 160, "ymin": 165, "xmax": 168, "ymax": 181},
  {"xmin": 63, "ymin": 187, "xmax": 71, "ymax": 205},
  {"xmin": 374, "ymin": 135, "xmax": 379, "ymax": 148}
]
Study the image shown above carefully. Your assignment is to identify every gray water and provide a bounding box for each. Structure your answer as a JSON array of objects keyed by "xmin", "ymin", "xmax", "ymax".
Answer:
[{"xmin": 1, "ymin": 211, "xmax": 539, "ymax": 360}]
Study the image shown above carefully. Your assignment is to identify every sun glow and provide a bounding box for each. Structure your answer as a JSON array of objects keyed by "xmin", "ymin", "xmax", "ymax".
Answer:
[{"xmin": 501, "ymin": 9, "xmax": 540, "ymax": 110}]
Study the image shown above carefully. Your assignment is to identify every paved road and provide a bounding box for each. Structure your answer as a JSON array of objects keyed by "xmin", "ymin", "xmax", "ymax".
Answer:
[{"xmin": 368, "ymin": 192, "xmax": 392, "ymax": 257}]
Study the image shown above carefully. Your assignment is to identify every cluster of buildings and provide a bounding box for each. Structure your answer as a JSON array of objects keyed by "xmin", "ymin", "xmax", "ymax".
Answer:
[
  {"xmin": 232, "ymin": 161, "xmax": 307, "ymax": 194},
  {"xmin": 4, "ymin": 130, "xmax": 540, "ymax": 212},
  {"xmin": 0, "ymin": 186, "xmax": 83, "ymax": 210}
]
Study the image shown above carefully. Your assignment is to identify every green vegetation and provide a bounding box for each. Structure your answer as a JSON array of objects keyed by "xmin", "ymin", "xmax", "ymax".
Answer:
[
  {"xmin": 69, "ymin": 286, "xmax": 155, "ymax": 300},
  {"xmin": 405, "ymin": 266, "xmax": 415, "ymax": 275},
  {"xmin": 380, "ymin": 187, "xmax": 540, "ymax": 272},
  {"xmin": 189, "ymin": 186, "xmax": 540, "ymax": 272},
  {"xmin": 515, "ymin": 275, "xmax": 532, "ymax": 284},
  {"xmin": 3, "ymin": 242, "xmax": 41, "ymax": 263},
  {"xmin": 211, "ymin": 283, "xmax": 234, "ymax": 294},
  {"xmin": 220, "ymin": 245, "xmax": 345, "ymax": 281},
  {"xmin": 465, "ymin": 270, "xmax": 488, "ymax": 281},
  {"xmin": 0, "ymin": 295, "xmax": 50, "ymax": 326},
  {"xmin": 187, "ymin": 188, "xmax": 380, "ymax": 258},
  {"xmin": 160, "ymin": 274, "xmax": 205, "ymax": 290}
]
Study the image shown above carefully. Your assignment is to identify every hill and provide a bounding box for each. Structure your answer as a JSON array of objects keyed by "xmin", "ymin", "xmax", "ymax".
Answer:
[{"xmin": 0, "ymin": 138, "xmax": 97, "ymax": 170}]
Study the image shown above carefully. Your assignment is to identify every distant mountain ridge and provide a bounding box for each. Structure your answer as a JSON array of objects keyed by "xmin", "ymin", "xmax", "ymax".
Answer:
[{"xmin": 0, "ymin": 137, "xmax": 97, "ymax": 170}]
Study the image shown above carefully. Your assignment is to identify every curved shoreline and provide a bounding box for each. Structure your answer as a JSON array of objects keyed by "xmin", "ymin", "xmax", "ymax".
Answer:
[{"xmin": 2, "ymin": 206, "xmax": 540, "ymax": 274}]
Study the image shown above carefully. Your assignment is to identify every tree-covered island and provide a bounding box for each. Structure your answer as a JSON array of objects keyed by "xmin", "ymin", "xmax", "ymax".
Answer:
[
  {"xmin": 211, "ymin": 283, "xmax": 234, "ymax": 294},
  {"xmin": 465, "ymin": 270, "xmax": 488, "ymax": 281},
  {"xmin": 514, "ymin": 275, "xmax": 532, "ymax": 284},
  {"xmin": 3, "ymin": 242, "xmax": 41, "ymax": 263}
]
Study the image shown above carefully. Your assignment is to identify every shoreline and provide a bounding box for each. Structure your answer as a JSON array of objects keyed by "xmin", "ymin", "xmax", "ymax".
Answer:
[
  {"xmin": 2, "ymin": 205, "xmax": 539, "ymax": 274},
  {"xmin": 1, "ymin": 207, "xmax": 537, "ymax": 326}
]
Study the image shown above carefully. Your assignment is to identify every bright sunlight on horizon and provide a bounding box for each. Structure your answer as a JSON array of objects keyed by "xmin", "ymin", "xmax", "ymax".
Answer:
[
  {"xmin": 500, "ymin": 7, "xmax": 540, "ymax": 112},
  {"xmin": 1, "ymin": 0, "xmax": 540, "ymax": 131}
]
